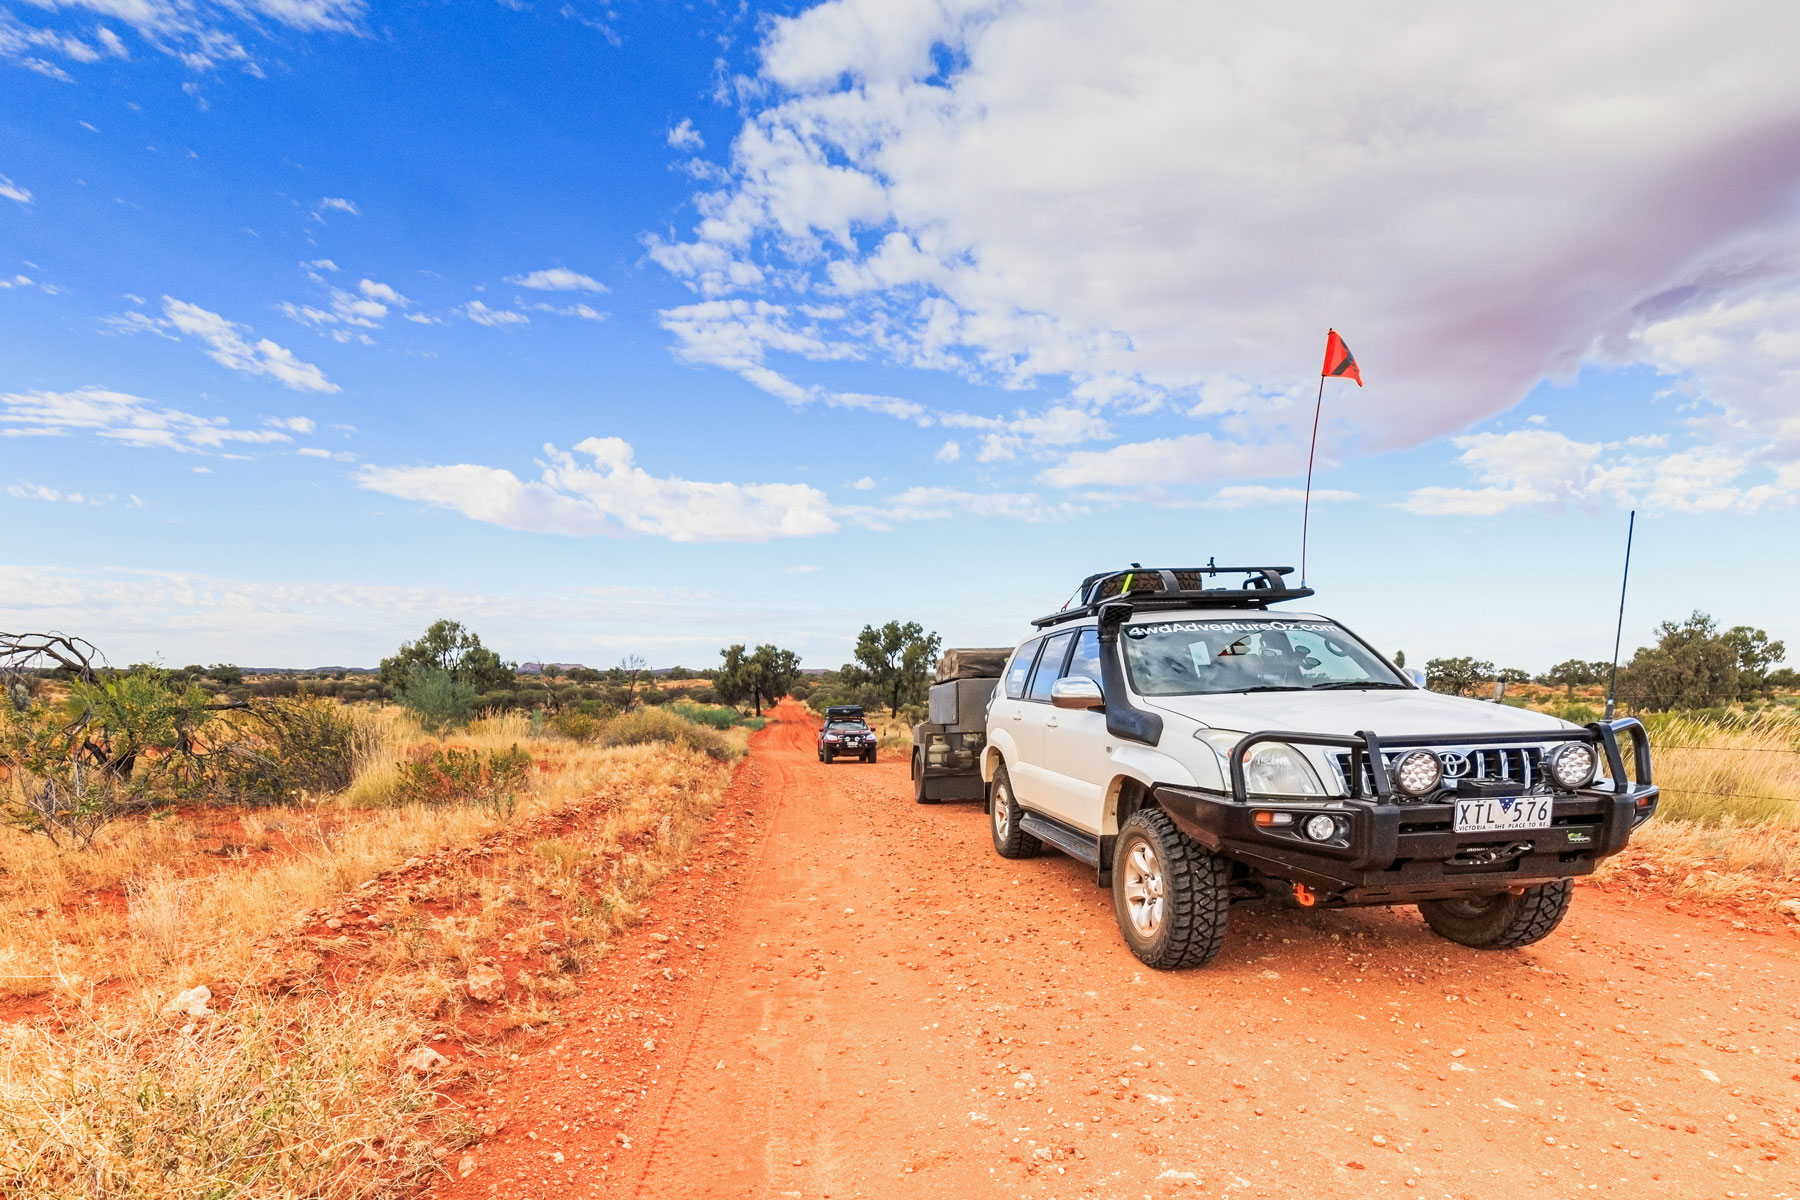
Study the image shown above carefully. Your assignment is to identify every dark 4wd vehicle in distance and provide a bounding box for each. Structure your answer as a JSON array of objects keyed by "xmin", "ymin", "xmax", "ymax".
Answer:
[{"xmin": 819, "ymin": 704, "xmax": 877, "ymax": 763}]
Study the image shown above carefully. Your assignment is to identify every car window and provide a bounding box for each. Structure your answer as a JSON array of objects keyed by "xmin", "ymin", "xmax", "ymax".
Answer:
[
  {"xmin": 1002, "ymin": 640, "xmax": 1040, "ymax": 700},
  {"xmin": 1065, "ymin": 626, "xmax": 1102, "ymax": 686},
  {"xmin": 1025, "ymin": 631, "xmax": 1075, "ymax": 702},
  {"xmin": 826, "ymin": 720, "xmax": 866, "ymax": 731},
  {"xmin": 1122, "ymin": 618, "xmax": 1404, "ymax": 696}
]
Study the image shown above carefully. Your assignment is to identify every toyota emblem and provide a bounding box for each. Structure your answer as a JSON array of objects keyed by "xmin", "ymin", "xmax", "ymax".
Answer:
[{"xmin": 1438, "ymin": 752, "xmax": 1471, "ymax": 779}]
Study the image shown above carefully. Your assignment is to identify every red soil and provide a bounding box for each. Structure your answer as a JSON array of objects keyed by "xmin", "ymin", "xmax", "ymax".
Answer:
[{"xmin": 425, "ymin": 701, "xmax": 1800, "ymax": 1199}]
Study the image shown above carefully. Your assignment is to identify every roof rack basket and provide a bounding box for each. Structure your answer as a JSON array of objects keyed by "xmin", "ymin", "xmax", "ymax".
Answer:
[{"xmin": 1031, "ymin": 565, "xmax": 1315, "ymax": 628}]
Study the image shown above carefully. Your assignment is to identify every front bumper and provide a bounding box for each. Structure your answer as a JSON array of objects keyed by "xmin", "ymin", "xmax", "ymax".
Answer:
[{"xmin": 1154, "ymin": 718, "xmax": 1659, "ymax": 904}]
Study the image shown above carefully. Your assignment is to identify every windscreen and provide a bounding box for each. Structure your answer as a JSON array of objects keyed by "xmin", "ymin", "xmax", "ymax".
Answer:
[
  {"xmin": 1121, "ymin": 618, "xmax": 1405, "ymax": 696},
  {"xmin": 826, "ymin": 720, "xmax": 867, "ymax": 731}
]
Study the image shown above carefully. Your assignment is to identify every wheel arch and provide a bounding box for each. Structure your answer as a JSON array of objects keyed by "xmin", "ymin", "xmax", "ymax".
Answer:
[{"xmin": 1102, "ymin": 772, "xmax": 1159, "ymax": 838}]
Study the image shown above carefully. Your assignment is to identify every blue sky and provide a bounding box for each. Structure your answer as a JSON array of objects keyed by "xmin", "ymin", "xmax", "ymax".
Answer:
[{"xmin": 3, "ymin": 1, "xmax": 1797, "ymax": 672}]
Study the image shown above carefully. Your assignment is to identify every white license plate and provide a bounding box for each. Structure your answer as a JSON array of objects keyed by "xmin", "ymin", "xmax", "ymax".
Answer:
[{"xmin": 1454, "ymin": 796, "xmax": 1553, "ymax": 833}]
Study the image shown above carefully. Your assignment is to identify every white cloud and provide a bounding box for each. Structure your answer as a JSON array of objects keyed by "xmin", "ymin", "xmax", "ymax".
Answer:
[
  {"xmin": 863, "ymin": 486, "xmax": 1075, "ymax": 525},
  {"xmin": 358, "ymin": 278, "xmax": 406, "ymax": 305},
  {"xmin": 1401, "ymin": 428, "xmax": 1796, "ymax": 516},
  {"xmin": 307, "ymin": 258, "xmax": 338, "ymax": 271},
  {"xmin": 933, "ymin": 439, "xmax": 961, "ymax": 463},
  {"xmin": 667, "ymin": 119, "xmax": 704, "ymax": 151},
  {"xmin": 530, "ymin": 302, "xmax": 607, "ymax": 321},
  {"xmin": 1039, "ymin": 432, "xmax": 1293, "ymax": 489},
  {"xmin": 1203, "ymin": 486, "xmax": 1361, "ymax": 510},
  {"xmin": 1, "ymin": 387, "xmax": 296, "ymax": 453},
  {"xmin": 267, "ymin": 416, "xmax": 316, "ymax": 434},
  {"xmin": 660, "ymin": 299, "xmax": 928, "ymax": 420},
  {"xmin": 358, "ymin": 437, "xmax": 840, "ymax": 543},
  {"xmin": 954, "ymin": 405, "xmax": 1113, "ymax": 463},
  {"xmin": 785, "ymin": 564, "xmax": 821, "ymax": 574},
  {"xmin": 506, "ymin": 267, "xmax": 607, "ymax": 293},
  {"xmin": 141, "ymin": 297, "xmax": 338, "ymax": 392},
  {"xmin": 281, "ymin": 274, "xmax": 410, "ymax": 337},
  {"xmin": 648, "ymin": 0, "xmax": 1800, "ymax": 491},
  {"xmin": 6, "ymin": 481, "xmax": 112, "ymax": 505},
  {"xmin": 463, "ymin": 300, "xmax": 529, "ymax": 327},
  {"xmin": 315, "ymin": 196, "xmax": 359, "ymax": 216},
  {"xmin": 0, "ymin": 174, "xmax": 30, "ymax": 205},
  {"xmin": 851, "ymin": 476, "xmax": 875, "ymax": 490}
]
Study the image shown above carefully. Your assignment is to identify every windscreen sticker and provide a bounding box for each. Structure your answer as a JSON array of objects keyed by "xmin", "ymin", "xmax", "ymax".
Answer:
[{"xmin": 1129, "ymin": 620, "xmax": 1339, "ymax": 636}]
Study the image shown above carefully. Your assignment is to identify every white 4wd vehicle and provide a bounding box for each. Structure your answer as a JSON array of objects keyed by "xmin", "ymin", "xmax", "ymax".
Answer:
[{"xmin": 983, "ymin": 566, "xmax": 1659, "ymax": 970}]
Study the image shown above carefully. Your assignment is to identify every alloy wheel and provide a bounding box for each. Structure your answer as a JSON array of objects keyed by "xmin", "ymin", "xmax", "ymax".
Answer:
[{"xmin": 1122, "ymin": 839, "xmax": 1166, "ymax": 936}]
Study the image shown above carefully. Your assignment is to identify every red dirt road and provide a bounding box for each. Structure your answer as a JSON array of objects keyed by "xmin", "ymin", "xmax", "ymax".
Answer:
[{"xmin": 436, "ymin": 702, "xmax": 1799, "ymax": 1199}]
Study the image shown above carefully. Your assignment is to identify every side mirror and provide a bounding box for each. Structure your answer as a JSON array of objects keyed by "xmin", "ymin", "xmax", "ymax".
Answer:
[
  {"xmin": 1407, "ymin": 668, "xmax": 1428, "ymax": 689},
  {"xmin": 1050, "ymin": 676, "xmax": 1105, "ymax": 710}
]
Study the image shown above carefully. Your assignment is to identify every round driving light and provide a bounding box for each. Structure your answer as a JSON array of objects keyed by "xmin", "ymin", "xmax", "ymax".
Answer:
[
  {"xmin": 1303, "ymin": 814, "xmax": 1339, "ymax": 842},
  {"xmin": 1547, "ymin": 742, "xmax": 1598, "ymax": 789},
  {"xmin": 1392, "ymin": 750, "xmax": 1443, "ymax": 797}
]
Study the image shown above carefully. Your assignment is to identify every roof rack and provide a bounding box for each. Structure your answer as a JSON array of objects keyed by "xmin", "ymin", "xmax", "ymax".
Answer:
[{"xmin": 1030, "ymin": 564, "xmax": 1316, "ymax": 628}]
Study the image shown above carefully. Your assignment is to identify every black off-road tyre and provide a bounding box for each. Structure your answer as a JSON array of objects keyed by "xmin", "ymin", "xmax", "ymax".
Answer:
[
  {"xmin": 1418, "ymin": 880, "xmax": 1573, "ymax": 949},
  {"xmin": 1111, "ymin": 808, "xmax": 1230, "ymax": 970},
  {"xmin": 913, "ymin": 753, "xmax": 937, "ymax": 803},
  {"xmin": 988, "ymin": 764, "xmax": 1041, "ymax": 859},
  {"xmin": 864, "ymin": 748, "xmax": 877, "ymax": 764}
]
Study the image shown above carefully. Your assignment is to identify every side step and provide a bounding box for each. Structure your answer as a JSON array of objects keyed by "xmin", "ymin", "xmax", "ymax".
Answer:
[{"xmin": 1019, "ymin": 814, "xmax": 1102, "ymax": 867}]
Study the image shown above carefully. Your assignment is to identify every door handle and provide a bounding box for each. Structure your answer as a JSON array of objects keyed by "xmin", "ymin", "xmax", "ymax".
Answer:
[
  {"xmin": 1046, "ymin": 716, "xmax": 1059, "ymax": 728},
  {"xmin": 1011, "ymin": 711, "xmax": 1023, "ymax": 721}
]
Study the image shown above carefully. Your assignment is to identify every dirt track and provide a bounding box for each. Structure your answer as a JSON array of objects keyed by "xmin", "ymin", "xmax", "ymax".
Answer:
[{"xmin": 435, "ymin": 702, "xmax": 1799, "ymax": 1199}]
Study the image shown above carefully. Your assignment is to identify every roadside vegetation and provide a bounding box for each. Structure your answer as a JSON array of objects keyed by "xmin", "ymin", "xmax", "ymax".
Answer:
[{"xmin": 0, "ymin": 624, "xmax": 757, "ymax": 1199}]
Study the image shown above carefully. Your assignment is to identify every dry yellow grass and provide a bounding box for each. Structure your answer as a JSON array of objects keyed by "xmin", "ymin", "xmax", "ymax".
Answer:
[
  {"xmin": 1590, "ymin": 711, "xmax": 1800, "ymax": 903},
  {"xmin": 0, "ymin": 703, "xmax": 744, "ymax": 1198},
  {"xmin": 0, "ymin": 706, "xmax": 746, "ymax": 1008},
  {"xmin": 1640, "ymin": 711, "xmax": 1800, "ymax": 825}
]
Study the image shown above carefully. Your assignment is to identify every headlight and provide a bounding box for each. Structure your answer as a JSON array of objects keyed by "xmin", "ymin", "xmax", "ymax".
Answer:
[
  {"xmin": 1391, "ymin": 749, "xmax": 1443, "ymax": 797},
  {"xmin": 1197, "ymin": 731, "xmax": 1326, "ymax": 796},
  {"xmin": 1547, "ymin": 742, "xmax": 1598, "ymax": 789}
]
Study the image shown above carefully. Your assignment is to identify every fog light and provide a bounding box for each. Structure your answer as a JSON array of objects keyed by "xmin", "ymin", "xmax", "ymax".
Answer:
[
  {"xmin": 1547, "ymin": 742, "xmax": 1598, "ymax": 789},
  {"xmin": 1391, "ymin": 749, "xmax": 1443, "ymax": 797},
  {"xmin": 1303, "ymin": 814, "xmax": 1339, "ymax": 842}
]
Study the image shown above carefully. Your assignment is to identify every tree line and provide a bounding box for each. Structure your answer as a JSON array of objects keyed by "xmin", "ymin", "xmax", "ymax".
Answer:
[{"xmin": 1420, "ymin": 610, "xmax": 1790, "ymax": 711}]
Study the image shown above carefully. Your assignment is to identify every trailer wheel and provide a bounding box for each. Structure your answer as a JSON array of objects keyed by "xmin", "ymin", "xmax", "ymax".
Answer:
[{"xmin": 913, "ymin": 752, "xmax": 937, "ymax": 804}]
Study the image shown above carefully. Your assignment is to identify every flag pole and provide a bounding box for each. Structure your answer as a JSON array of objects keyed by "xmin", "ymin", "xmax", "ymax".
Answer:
[
  {"xmin": 1604, "ymin": 509, "xmax": 1636, "ymax": 720},
  {"xmin": 1300, "ymin": 373, "xmax": 1325, "ymax": 586}
]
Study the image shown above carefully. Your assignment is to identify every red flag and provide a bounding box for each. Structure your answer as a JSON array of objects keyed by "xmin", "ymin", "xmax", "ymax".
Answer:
[{"xmin": 1321, "ymin": 329, "xmax": 1363, "ymax": 386}]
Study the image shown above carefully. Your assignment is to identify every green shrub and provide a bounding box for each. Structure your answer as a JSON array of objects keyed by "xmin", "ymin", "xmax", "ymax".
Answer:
[
  {"xmin": 547, "ymin": 710, "xmax": 605, "ymax": 741},
  {"xmin": 392, "ymin": 744, "xmax": 532, "ymax": 819},
  {"xmin": 397, "ymin": 666, "xmax": 475, "ymax": 732},
  {"xmin": 671, "ymin": 700, "xmax": 765, "ymax": 731},
  {"xmin": 599, "ymin": 708, "xmax": 737, "ymax": 761},
  {"xmin": 210, "ymin": 697, "xmax": 359, "ymax": 804}
]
